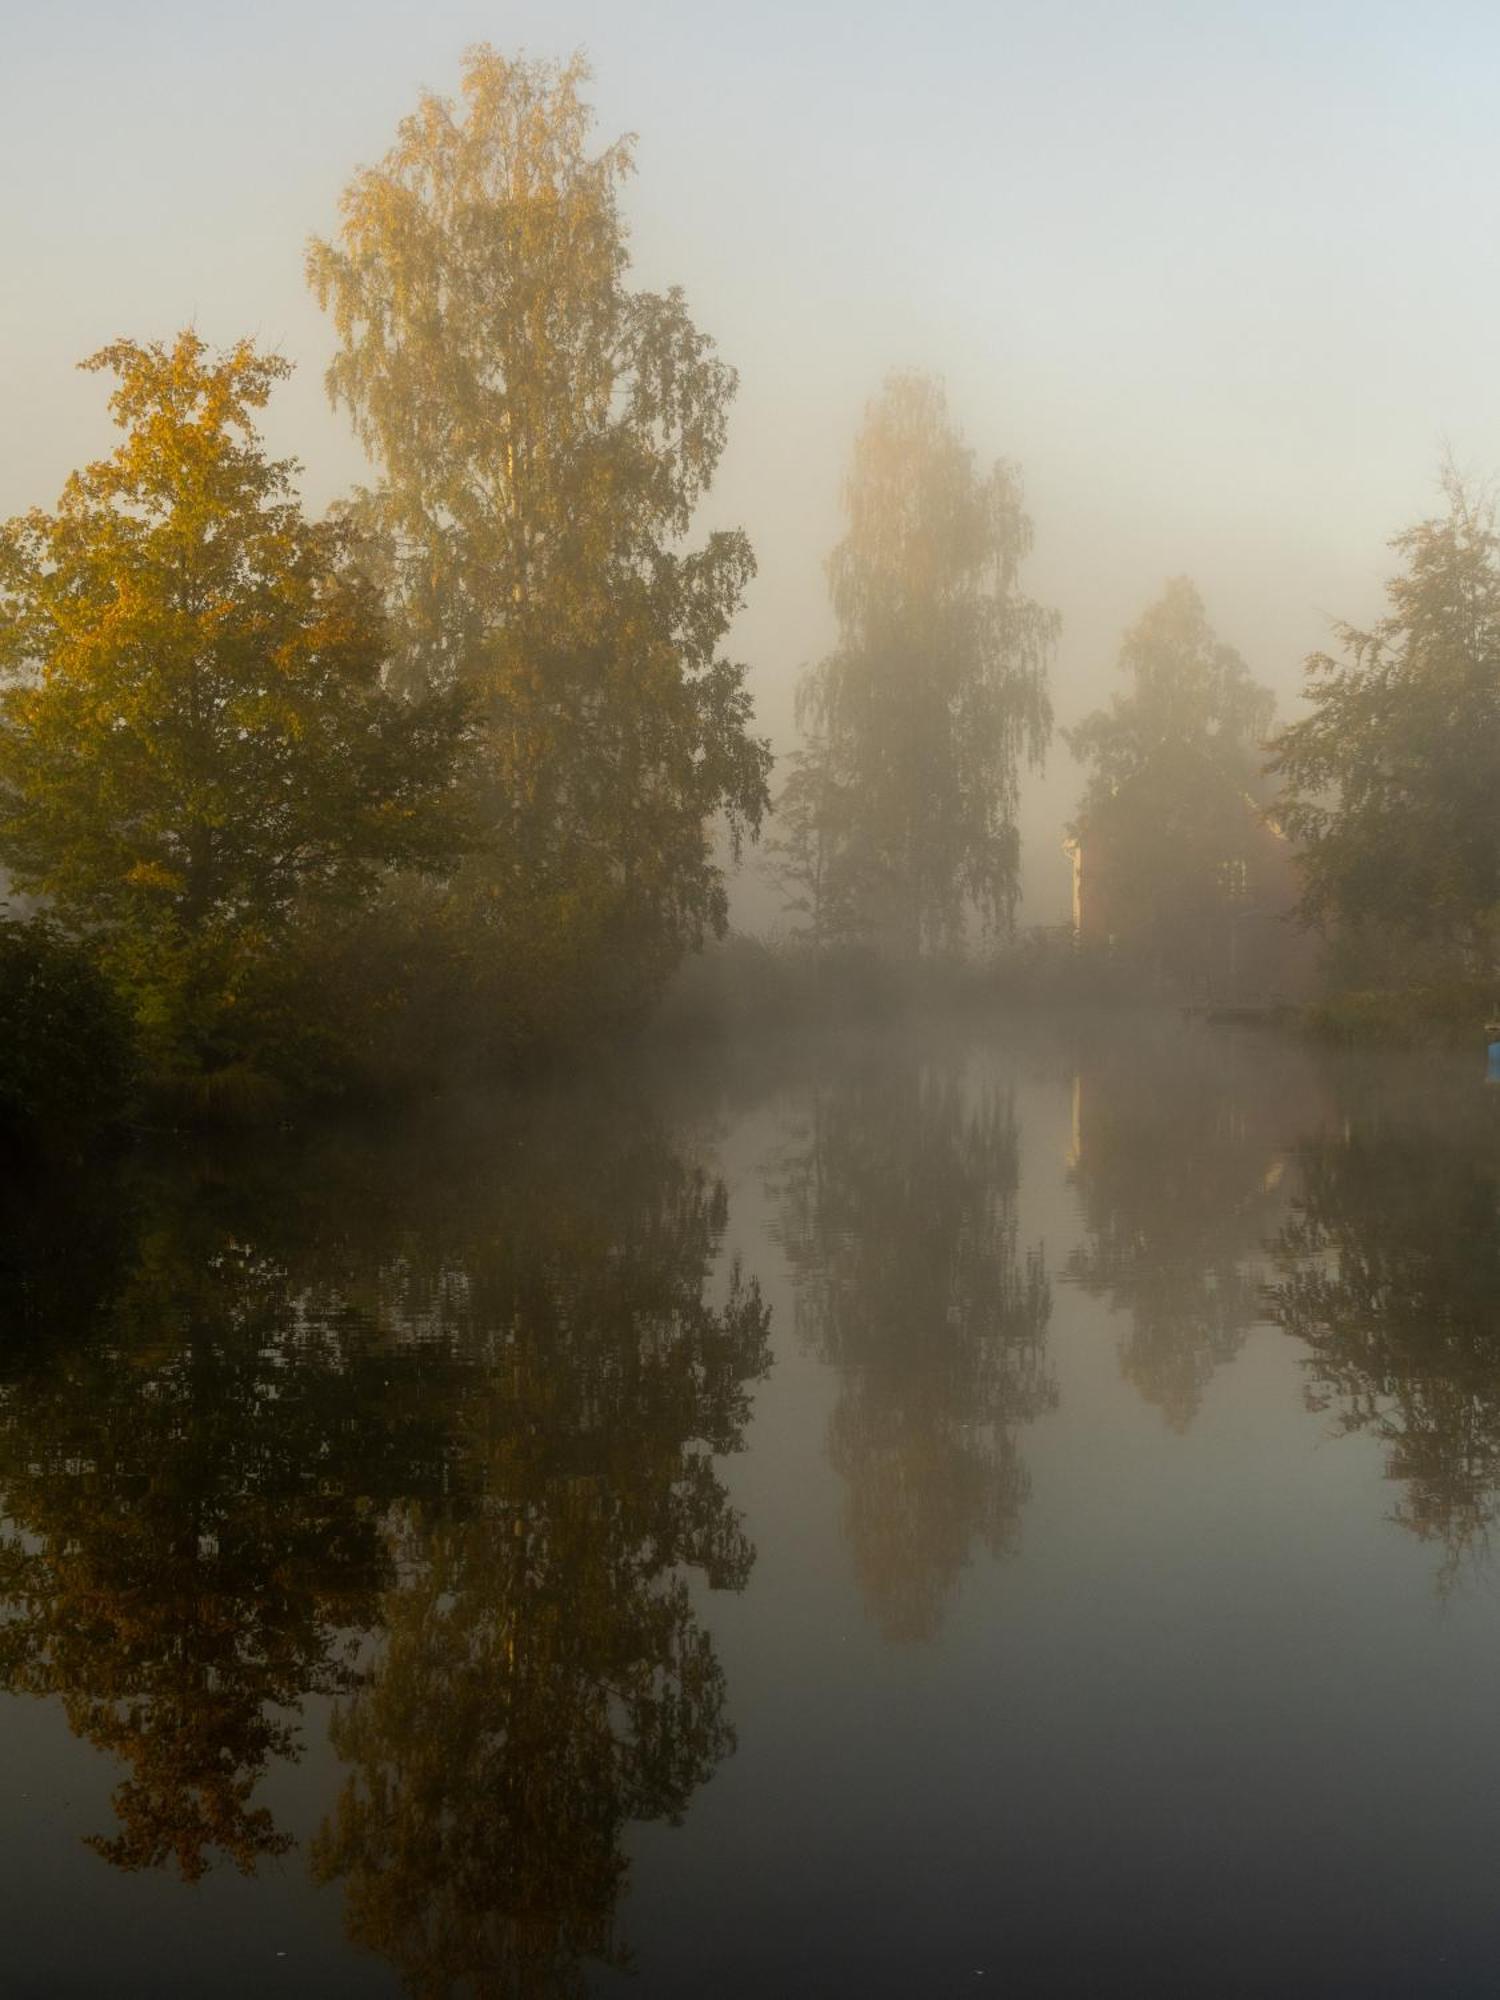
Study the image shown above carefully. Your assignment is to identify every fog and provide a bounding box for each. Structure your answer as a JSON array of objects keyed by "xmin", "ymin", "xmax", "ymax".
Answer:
[
  {"xmin": 13, "ymin": 18, "xmax": 1500, "ymax": 1987},
  {"xmin": 8, "ymin": 0, "xmax": 1500, "ymax": 925}
]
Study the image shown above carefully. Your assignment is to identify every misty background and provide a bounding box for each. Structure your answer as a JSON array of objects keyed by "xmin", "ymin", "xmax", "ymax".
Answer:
[{"xmin": 7, "ymin": 0, "xmax": 1499, "ymax": 924}]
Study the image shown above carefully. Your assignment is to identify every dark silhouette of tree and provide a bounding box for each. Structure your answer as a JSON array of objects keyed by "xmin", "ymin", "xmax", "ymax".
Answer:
[
  {"xmin": 1268, "ymin": 1098, "xmax": 1500, "ymax": 1585},
  {"xmin": 773, "ymin": 1049, "xmax": 1051, "ymax": 1641}
]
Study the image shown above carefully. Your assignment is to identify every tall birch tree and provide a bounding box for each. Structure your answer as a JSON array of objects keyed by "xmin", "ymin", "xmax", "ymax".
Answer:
[
  {"xmin": 783, "ymin": 373, "xmax": 1054, "ymax": 956},
  {"xmin": 308, "ymin": 47, "xmax": 771, "ymax": 1031}
]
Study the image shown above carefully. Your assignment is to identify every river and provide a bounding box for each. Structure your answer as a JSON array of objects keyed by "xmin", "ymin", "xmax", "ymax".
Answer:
[{"xmin": 4, "ymin": 1015, "xmax": 1499, "ymax": 1996}]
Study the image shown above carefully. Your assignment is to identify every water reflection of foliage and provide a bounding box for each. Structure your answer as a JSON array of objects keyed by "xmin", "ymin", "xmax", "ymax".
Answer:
[
  {"xmin": 312, "ymin": 1109, "xmax": 770, "ymax": 1998},
  {"xmin": 0, "ymin": 1146, "xmax": 431, "ymax": 1879},
  {"xmin": 0, "ymin": 1088, "xmax": 769, "ymax": 1996},
  {"xmin": 774, "ymin": 1051, "xmax": 1052, "ymax": 1643},
  {"xmin": 1269, "ymin": 1102, "xmax": 1500, "ymax": 1585},
  {"xmin": 1066, "ymin": 1028, "xmax": 1306, "ymax": 1427}
]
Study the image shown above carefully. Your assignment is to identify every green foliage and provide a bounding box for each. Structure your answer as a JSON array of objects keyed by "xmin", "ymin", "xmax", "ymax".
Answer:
[
  {"xmin": 0, "ymin": 916, "xmax": 136, "ymax": 1138},
  {"xmin": 1269, "ymin": 474, "xmax": 1500, "ymax": 967},
  {"xmin": 308, "ymin": 46, "xmax": 772, "ymax": 1040},
  {"xmin": 776, "ymin": 373, "xmax": 1054, "ymax": 956},
  {"xmin": 1067, "ymin": 578, "xmax": 1277, "ymax": 990},
  {"xmin": 0, "ymin": 333, "xmax": 470, "ymax": 1089}
]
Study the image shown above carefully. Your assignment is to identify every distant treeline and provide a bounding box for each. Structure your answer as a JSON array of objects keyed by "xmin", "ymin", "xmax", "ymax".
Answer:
[{"xmin": 2, "ymin": 46, "xmax": 1496, "ymax": 1133}]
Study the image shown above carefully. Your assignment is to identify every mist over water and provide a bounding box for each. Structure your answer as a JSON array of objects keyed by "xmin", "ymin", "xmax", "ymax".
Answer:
[
  {"xmin": 7, "ymin": 10, "xmax": 1500, "ymax": 1993},
  {"xmin": 5, "ymin": 1020, "xmax": 1500, "ymax": 1994}
]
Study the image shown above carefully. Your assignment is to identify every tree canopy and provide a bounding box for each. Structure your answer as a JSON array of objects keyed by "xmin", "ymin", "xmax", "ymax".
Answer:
[
  {"xmin": 0, "ymin": 333, "xmax": 467, "ymax": 1071},
  {"xmin": 1070, "ymin": 578, "xmax": 1273, "ymax": 803},
  {"xmin": 1268, "ymin": 474, "xmax": 1500, "ymax": 971},
  {"xmin": 308, "ymin": 45, "xmax": 772, "ymax": 1033},
  {"xmin": 1067, "ymin": 578, "xmax": 1277, "ymax": 990},
  {"xmin": 774, "ymin": 372, "xmax": 1055, "ymax": 956}
]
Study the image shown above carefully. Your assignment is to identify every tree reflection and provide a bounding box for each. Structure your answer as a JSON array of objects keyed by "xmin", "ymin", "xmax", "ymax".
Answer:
[
  {"xmin": 774, "ymin": 1049, "xmax": 1051, "ymax": 1642},
  {"xmin": 310, "ymin": 1104, "xmax": 769, "ymax": 1998},
  {"xmin": 0, "ymin": 1144, "xmax": 447, "ymax": 1879},
  {"xmin": 0, "ymin": 1087, "xmax": 769, "ymax": 2000},
  {"xmin": 1269, "ymin": 1098, "xmax": 1500, "ymax": 1584},
  {"xmin": 1066, "ymin": 1027, "xmax": 1308, "ymax": 1427}
]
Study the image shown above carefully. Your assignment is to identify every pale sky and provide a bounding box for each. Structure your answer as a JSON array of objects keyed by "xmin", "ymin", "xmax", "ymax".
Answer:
[{"xmin": 6, "ymin": 0, "xmax": 1499, "ymax": 921}]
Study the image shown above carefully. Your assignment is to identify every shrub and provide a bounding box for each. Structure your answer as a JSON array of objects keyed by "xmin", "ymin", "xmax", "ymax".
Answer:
[{"xmin": 0, "ymin": 917, "xmax": 136, "ymax": 1139}]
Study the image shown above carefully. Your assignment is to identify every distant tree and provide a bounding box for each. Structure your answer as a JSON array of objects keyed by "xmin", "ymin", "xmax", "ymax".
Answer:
[
  {"xmin": 308, "ymin": 46, "xmax": 772, "ymax": 1036},
  {"xmin": 1268, "ymin": 474, "xmax": 1500, "ymax": 974},
  {"xmin": 0, "ymin": 334, "xmax": 467, "ymax": 1075},
  {"xmin": 1067, "ymin": 578, "xmax": 1276, "ymax": 990},
  {"xmin": 777, "ymin": 372, "xmax": 1054, "ymax": 957},
  {"xmin": 763, "ymin": 721, "xmax": 872, "ymax": 951}
]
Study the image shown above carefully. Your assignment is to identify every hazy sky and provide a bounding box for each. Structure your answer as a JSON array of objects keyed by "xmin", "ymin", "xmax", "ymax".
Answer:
[{"xmin": 7, "ymin": 0, "xmax": 1500, "ymax": 920}]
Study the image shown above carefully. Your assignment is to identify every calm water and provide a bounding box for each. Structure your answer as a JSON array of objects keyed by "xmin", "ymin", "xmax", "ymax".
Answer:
[{"xmin": 5, "ymin": 1017, "xmax": 1500, "ymax": 1997}]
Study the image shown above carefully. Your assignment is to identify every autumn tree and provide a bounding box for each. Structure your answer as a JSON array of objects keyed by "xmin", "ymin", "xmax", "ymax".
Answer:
[
  {"xmin": 0, "ymin": 333, "xmax": 467, "ymax": 1079},
  {"xmin": 307, "ymin": 47, "xmax": 772, "ymax": 1037},
  {"xmin": 777, "ymin": 373, "xmax": 1054, "ymax": 956},
  {"xmin": 1067, "ymin": 579, "xmax": 1278, "ymax": 992},
  {"xmin": 1268, "ymin": 474, "xmax": 1500, "ymax": 975}
]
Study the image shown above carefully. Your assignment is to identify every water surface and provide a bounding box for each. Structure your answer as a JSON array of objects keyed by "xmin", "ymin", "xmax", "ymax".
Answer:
[{"xmin": 5, "ymin": 1018, "xmax": 1500, "ymax": 1996}]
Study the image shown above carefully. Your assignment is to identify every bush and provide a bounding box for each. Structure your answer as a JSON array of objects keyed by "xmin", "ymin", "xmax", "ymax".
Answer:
[
  {"xmin": 0, "ymin": 917, "xmax": 137, "ymax": 1139},
  {"xmin": 1303, "ymin": 979, "xmax": 1496, "ymax": 1048}
]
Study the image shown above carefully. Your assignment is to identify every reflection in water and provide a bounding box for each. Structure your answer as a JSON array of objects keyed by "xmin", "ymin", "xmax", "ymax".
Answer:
[
  {"xmin": 774, "ymin": 1048, "xmax": 1051, "ymax": 1642},
  {"xmin": 15, "ymin": 1034, "xmax": 1500, "ymax": 1989},
  {"xmin": 1269, "ymin": 1091, "xmax": 1500, "ymax": 1584},
  {"xmin": 311, "ymin": 1110, "xmax": 770, "ymax": 1998},
  {"xmin": 0, "ymin": 1147, "xmax": 428, "ymax": 1878},
  {"xmin": 1066, "ymin": 1027, "xmax": 1308, "ymax": 1427},
  {"xmin": 0, "ymin": 1094, "xmax": 769, "ymax": 1995}
]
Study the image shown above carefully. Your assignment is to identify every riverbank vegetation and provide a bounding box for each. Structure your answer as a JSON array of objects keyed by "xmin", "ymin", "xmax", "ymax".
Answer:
[
  {"xmin": 0, "ymin": 50, "xmax": 774, "ymax": 1131},
  {"xmin": 1267, "ymin": 472, "xmax": 1500, "ymax": 1042},
  {"xmin": 5, "ymin": 44, "xmax": 1500, "ymax": 1144}
]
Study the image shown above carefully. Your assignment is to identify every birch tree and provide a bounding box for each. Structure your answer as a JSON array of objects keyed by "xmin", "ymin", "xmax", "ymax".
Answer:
[
  {"xmin": 308, "ymin": 47, "xmax": 771, "ymax": 1030},
  {"xmin": 784, "ymin": 373, "xmax": 1054, "ymax": 956}
]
